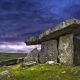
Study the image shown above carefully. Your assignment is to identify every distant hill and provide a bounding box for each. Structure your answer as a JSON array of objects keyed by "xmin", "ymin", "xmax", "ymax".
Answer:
[{"xmin": 0, "ymin": 52, "xmax": 27, "ymax": 61}]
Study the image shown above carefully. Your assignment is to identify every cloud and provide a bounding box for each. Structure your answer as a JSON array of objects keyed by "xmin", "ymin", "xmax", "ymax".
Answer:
[
  {"xmin": 0, "ymin": 0, "xmax": 80, "ymax": 52},
  {"xmin": 0, "ymin": 42, "xmax": 41, "ymax": 53}
]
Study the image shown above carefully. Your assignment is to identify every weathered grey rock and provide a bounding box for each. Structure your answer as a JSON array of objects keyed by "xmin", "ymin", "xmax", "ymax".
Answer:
[
  {"xmin": 21, "ymin": 61, "xmax": 37, "ymax": 67},
  {"xmin": 0, "ymin": 70, "xmax": 9, "ymax": 78},
  {"xmin": 17, "ymin": 58, "xmax": 24, "ymax": 64},
  {"xmin": 25, "ymin": 36, "xmax": 38, "ymax": 45},
  {"xmin": 24, "ymin": 48, "xmax": 39, "ymax": 63},
  {"xmin": 46, "ymin": 61, "xmax": 61, "ymax": 65},
  {"xmin": 58, "ymin": 34, "xmax": 74, "ymax": 65},
  {"xmin": 39, "ymin": 40, "xmax": 58, "ymax": 63},
  {"xmin": 25, "ymin": 18, "xmax": 80, "ymax": 66},
  {"xmin": 39, "ymin": 19, "xmax": 80, "ymax": 39},
  {"xmin": 25, "ymin": 19, "xmax": 80, "ymax": 45},
  {"xmin": 46, "ymin": 61, "xmax": 55, "ymax": 65},
  {"xmin": 58, "ymin": 34, "xmax": 80, "ymax": 65}
]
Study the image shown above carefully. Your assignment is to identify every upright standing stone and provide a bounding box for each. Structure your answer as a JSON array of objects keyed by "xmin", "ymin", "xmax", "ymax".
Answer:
[
  {"xmin": 24, "ymin": 48, "xmax": 39, "ymax": 63},
  {"xmin": 58, "ymin": 34, "xmax": 74, "ymax": 65},
  {"xmin": 39, "ymin": 40, "xmax": 58, "ymax": 63}
]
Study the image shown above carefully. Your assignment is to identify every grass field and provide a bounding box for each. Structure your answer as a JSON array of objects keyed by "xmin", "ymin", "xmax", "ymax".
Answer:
[
  {"xmin": 0, "ymin": 53, "xmax": 80, "ymax": 80},
  {"xmin": 0, "ymin": 64, "xmax": 80, "ymax": 80},
  {"xmin": 0, "ymin": 53, "xmax": 27, "ymax": 61}
]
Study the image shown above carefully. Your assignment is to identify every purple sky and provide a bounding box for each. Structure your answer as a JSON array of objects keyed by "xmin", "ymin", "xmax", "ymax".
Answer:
[{"xmin": 0, "ymin": 0, "xmax": 80, "ymax": 53}]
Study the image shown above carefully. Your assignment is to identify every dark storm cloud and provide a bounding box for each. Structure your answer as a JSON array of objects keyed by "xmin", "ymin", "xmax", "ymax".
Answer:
[{"xmin": 0, "ymin": 0, "xmax": 80, "ymax": 41}]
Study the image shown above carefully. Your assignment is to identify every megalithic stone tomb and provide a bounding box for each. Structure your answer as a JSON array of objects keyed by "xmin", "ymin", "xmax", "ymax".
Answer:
[{"xmin": 25, "ymin": 19, "xmax": 80, "ymax": 65}]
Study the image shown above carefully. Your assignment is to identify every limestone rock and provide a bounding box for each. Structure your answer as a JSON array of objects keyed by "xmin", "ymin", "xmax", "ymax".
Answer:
[
  {"xmin": 46, "ymin": 61, "xmax": 55, "ymax": 65},
  {"xmin": 25, "ymin": 19, "xmax": 80, "ymax": 45},
  {"xmin": 25, "ymin": 36, "xmax": 38, "ymax": 45},
  {"xmin": 39, "ymin": 40, "xmax": 58, "ymax": 63},
  {"xmin": 21, "ymin": 61, "xmax": 37, "ymax": 67},
  {"xmin": 0, "ymin": 70, "xmax": 9, "ymax": 78},
  {"xmin": 58, "ymin": 34, "xmax": 74, "ymax": 65},
  {"xmin": 46, "ymin": 61, "xmax": 61, "ymax": 65},
  {"xmin": 39, "ymin": 19, "xmax": 80, "ymax": 39},
  {"xmin": 24, "ymin": 48, "xmax": 39, "ymax": 63}
]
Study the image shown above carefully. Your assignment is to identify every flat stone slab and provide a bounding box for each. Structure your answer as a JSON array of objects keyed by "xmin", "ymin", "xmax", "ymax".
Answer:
[{"xmin": 25, "ymin": 19, "xmax": 80, "ymax": 45}]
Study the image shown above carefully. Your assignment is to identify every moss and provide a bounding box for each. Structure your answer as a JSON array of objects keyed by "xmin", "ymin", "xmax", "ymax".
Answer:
[{"xmin": 0, "ymin": 64, "xmax": 80, "ymax": 80}]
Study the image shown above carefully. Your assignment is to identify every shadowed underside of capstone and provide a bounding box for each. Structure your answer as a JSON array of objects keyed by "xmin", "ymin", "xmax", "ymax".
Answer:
[{"xmin": 25, "ymin": 19, "xmax": 80, "ymax": 45}]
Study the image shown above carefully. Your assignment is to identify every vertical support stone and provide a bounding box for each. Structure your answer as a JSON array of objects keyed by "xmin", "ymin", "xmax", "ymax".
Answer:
[
  {"xmin": 73, "ymin": 37, "xmax": 80, "ymax": 65},
  {"xmin": 58, "ymin": 34, "xmax": 74, "ymax": 65},
  {"xmin": 39, "ymin": 40, "xmax": 58, "ymax": 63},
  {"xmin": 24, "ymin": 48, "xmax": 39, "ymax": 63}
]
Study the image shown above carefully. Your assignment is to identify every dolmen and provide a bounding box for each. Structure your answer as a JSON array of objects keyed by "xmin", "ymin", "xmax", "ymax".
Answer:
[{"xmin": 25, "ymin": 19, "xmax": 80, "ymax": 65}]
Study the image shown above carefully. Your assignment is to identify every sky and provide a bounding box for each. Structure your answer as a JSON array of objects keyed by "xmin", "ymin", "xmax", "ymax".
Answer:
[{"xmin": 0, "ymin": 0, "xmax": 80, "ymax": 53}]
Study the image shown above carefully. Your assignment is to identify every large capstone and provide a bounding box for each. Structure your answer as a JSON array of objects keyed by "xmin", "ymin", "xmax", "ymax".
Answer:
[
  {"xmin": 25, "ymin": 19, "xmax": 80, "ymax": 45},
  {"xmin": 58, "ymin": 34, "xmax": 74, "ymax": 65},
  {"xmin": 24, "ymin": 48, "xmax": 39, "ymax": 63},
  {"xmin": 39, "ymin": 40, "xmax": 58, "ymax": 63}
]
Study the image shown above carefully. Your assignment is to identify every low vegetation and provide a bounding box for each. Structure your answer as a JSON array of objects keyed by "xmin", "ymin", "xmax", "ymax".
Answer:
[
  {"xmin": 0, "ymin": 53, "xmax": 27, "ymax": 61},
  {"xmin": 0, "ymin": 64, "xmax": 80, "ymax": 80}
]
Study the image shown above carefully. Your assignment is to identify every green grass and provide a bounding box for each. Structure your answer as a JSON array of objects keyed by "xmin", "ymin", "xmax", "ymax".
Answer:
[
  {"xmin": 0, "ymin": 64, "xmax": 80, "ymax": 80},
  {"xmin": 0, "ymin": 53, "xmax": 27, "ymax": 61}
]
